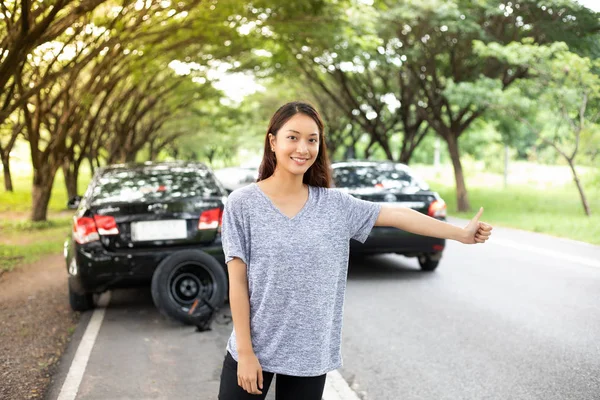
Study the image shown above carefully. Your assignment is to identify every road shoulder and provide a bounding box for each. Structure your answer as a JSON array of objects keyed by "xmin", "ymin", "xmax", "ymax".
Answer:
[{"xmin": 0, "ymin": 254, "xmax": 79, "ymax": 400}]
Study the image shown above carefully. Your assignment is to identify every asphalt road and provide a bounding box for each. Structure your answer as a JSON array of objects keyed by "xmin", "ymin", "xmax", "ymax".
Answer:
[{"xmin": 47, "ymin": 221, "xmax": 600, "ymax": 400}]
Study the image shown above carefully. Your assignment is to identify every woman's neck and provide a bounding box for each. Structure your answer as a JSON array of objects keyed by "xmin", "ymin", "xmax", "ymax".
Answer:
[{"xmin": 261, "ymin": 168, "xmax": 305, "ymax": 196}]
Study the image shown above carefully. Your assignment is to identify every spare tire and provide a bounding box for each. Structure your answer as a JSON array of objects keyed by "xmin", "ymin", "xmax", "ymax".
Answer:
[{"xmin": 151, "ymin": 250, "xmax": 228, "ymax": 326}]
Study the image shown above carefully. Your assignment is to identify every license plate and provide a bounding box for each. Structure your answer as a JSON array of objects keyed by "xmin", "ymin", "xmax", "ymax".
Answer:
[{"xmin": 130, "ymin": 220, "xmax": 187, "ymax": 242}]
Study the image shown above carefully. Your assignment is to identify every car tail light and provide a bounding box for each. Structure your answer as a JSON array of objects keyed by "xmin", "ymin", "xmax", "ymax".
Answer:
[
  {"xmin": 199, "ymin": 207, "xmax": 222, "ymax": 230},
  {"xmin": 73, "ymin": 217, "xmax": 100, "ymax": 244},
  {"xmin": 73, "ymin": 215, "xmax": 119, "ymax": 244},
  {"xmin": 93, "ymin": 215, "xmax": 119, "ymax": 235},
  {"xmin": 428, "ymin": 200, "xmax": 447, "ymax": 218}
]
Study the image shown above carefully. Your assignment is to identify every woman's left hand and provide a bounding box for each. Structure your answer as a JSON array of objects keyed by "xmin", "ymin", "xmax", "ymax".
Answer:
[{"xmin": 462, "ymin": 207, "xmax": 493, "ymax": 244}]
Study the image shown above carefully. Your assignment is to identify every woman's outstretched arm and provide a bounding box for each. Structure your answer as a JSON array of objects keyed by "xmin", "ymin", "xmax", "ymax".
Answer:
[
  {"xmin": 227, "ymin": 258, "xmax": 264, "ymax": 395},
  {"xmin": 375, "ymin": 206, "xmax": 492, "ymax": 244}
]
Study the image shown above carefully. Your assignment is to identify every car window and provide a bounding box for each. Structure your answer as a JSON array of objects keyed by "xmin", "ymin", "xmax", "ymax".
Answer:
[
  {"xmin": 332, "ymin": 165, "xmax": 426, "ymax": 189},
  {"xmin": 91, "ymin": 166, "xmax": 222, "ymax": 205},
  {"xmin": 213, "ymin": 167, "xmax": 257, "ymax": 190}
]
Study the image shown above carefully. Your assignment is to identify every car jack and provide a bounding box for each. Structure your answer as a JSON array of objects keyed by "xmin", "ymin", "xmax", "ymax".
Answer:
[{"xmin": 188, "ymin": 294, "xmax": 219, "ymax": 332}]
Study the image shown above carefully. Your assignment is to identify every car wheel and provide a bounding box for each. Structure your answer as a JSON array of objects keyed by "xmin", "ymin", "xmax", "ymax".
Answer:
[
  {"xmin": 418, "ymin": 255, "xmax": 440, "ymax": 272},
  {"xmin": 68, "ymin": 279, "xmax": 95, "ymax": 312},
  {"xmin": 151, "ymin": 250, "xmax": 228, "ymax": 326}
]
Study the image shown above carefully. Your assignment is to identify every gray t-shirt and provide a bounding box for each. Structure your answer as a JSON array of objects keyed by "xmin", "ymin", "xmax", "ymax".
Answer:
[{"xmin": 221, "ymin": 182, "xmax": 381, "ymax": 376}]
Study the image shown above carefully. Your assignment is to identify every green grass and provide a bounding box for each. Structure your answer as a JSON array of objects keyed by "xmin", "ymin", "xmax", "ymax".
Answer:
[
  {"xmin": 0, "ymin": 169, "xmax": 91, "ymax": 213},
  {"xmin": 0, "ymin": 217, "xmax": 73, "ymax": 232},
  {"xmin": 433, "ymin": 184, "xmax": 600, "ymax": 245},
  {"xmin": 0, "ymin": 219, "xmax": 72, "ymax": 272},
  {"xmin": 0, "ymin": 237, "xmax": 67, "ymax": 272},
  {"xmin": 0, "ymin": 167, "xmax": 84, "ymax": 271}
]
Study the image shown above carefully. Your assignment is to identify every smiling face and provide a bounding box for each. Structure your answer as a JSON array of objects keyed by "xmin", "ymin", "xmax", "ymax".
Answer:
[
  {"xmin": 257, "ymin": 101, "xmax": 331, "ymax": 188},
  {"xmin": 269, "ymin": 113, "xmax": 320, "ymax": 177}
]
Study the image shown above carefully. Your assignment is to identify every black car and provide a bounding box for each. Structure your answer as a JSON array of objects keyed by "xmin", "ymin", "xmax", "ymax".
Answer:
[
  {"xmin": 65, "ymin": 161, "xmax": 229, "ymax": 326},
  {"xmin": 331, "ymin": 161, "xmax": 447, "ymax": 271}
]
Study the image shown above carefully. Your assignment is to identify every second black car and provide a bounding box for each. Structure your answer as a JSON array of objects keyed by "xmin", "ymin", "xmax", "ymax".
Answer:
[{"xmin": 332, "ymin": 161, "xmax": 447, "ymax": 271}]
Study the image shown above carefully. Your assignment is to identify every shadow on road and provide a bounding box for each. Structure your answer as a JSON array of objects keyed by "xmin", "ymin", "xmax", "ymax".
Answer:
[
  {"xmin": 348, "ymin": 254, "xmax": 435, "ymax": 281},
  {"xmin": 100, "ymin": 287, "xmax": 234, "ymax": 331},
  {"xmin": 103, "ymin": 286, "xmax": 154, "ymax": 308}
]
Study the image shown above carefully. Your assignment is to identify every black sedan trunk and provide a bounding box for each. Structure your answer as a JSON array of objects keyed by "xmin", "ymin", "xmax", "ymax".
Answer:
[{"xmin": 90, "ymin": 197, "xmax": 224, "ymax": 251}]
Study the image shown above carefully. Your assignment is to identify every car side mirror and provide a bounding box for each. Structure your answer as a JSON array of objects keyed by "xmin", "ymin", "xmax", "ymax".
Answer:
[{"xmin": 67, "ymin": 195, "xmax": 82, "ymax": 209}]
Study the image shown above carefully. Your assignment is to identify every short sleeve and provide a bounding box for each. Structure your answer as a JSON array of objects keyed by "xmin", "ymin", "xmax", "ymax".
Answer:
[
  {"xmin": 337, "ymin": 190, "xmax": 382, "ymax": 243},
  {"xmin": 221, "ymin": 192, "xmax": 249, "ymax": 265}
]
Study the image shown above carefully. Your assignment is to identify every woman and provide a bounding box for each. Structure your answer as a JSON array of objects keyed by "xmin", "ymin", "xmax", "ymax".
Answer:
[{"xmin": 218, "ymin": 101, "xmax": 492, "ymax": 399}]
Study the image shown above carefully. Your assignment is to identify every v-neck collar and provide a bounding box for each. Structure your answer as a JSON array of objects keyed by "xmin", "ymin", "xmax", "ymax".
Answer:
[{"xmin": 252, "ymin": 182, "xmax": 312, "ymax": 221}]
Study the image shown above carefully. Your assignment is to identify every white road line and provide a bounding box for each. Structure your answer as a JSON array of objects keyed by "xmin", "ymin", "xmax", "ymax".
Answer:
[
  {"xmin": 492, "ymin": 238, "xmax": 600, "ymax": 269},
  {"xmin": 57, "ymin": 292, "xmax": 111, "ymax": 400},
  {"xmin": 323, "ymin": 370, "xmax": 362, "ymax": 400}
]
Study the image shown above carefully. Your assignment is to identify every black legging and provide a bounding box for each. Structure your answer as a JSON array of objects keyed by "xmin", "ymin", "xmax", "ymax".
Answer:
[{"xmin": 218, "ymin": 352, "xmax": 327, "ymax": 400}]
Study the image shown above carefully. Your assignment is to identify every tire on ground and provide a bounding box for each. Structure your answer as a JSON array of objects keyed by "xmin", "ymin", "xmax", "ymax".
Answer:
[
  {"xmin": 68, "ymin": 278, "xmax": 95, "ymax": 312},
  {"xmin": 418, "ymin": 255, "xmax": 440, "ymax": 272},
  {"xmin": 151, "ymin": 250, "xmax": 227, "ymax": 326}
]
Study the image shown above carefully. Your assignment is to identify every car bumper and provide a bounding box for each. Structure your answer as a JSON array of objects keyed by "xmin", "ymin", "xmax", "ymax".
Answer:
[
  {"xmin": 350, "ymin": 226, "xmax": 445, "ymax": 256},
  {"xmin": 69, "ymin": 238, "xmax": 226, "ymax": 293}
]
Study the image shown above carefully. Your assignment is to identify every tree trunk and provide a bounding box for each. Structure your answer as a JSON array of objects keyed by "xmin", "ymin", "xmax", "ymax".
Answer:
[
  {"xmin": 62, "ymin": 159, "xmax": 80, "ymax": 200},
  {"xmin": 124, "ymin": 150, "xmax": 136, "ymax": 163},
  {"xmin": 345, "ymin": 144, "xmax": 356, "ymax": 160},
  {"xmin": 0, "ymin": 151, "xmax": 13, "ymax": 191},
  {"xmin": 88, "ymin": 155, "xmax": 95, "ymax": 176},
  {"xmin": 398, "ymin": 150, "xmax": 411, "ymax": 165},
  {"xmin": 111, "ymin": 149, "xmax": 126, "ymax": 164},
  {"xmin": 150, "ymin": 138, "xmax": 164, "ymax": 161},
  {"xmin": 207, "ymin": 150, "xmax": 215, "ymax": 165},
  {"xmin": 31, "ymin": 164, "xmax": 59, "ymax": 222},
  {"xmin": 382, "ymin": 142, "xmax": 394, "ymax": 160},
  {"xmin": 567, "ymin": 160, "xmax": 591, "ymax": 216},
  {"xmin": 445, "ymin": 134, "xmax": 471, "ymax": 212},
  {"xmin": 149, "ymin": 140, "xmax": 156, "ymax": 161},
  {"xmin": 364, "ymin": 140, "xmax": 375, "ymax": 159}
]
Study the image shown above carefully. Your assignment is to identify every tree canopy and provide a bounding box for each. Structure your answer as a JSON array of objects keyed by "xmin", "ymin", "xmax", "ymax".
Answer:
[{"xmin": 1, "ymin": 0, "xmax": 599, "ymax": 219}]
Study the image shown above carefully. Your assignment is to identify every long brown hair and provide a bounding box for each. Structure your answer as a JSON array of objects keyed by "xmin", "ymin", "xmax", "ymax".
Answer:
[{"xmin": 257, "ymin": 101, "xmax": 331, "ymax": 188}]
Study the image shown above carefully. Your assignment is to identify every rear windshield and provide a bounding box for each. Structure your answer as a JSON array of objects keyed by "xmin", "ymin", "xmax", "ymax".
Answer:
[
  {"xmin": 91, "ymin": 166, "xmax": 223, "ymax": 205},
  {"xmin": 332, "ymin": 165, "xmax": 428, "ymax": 190},
  {"xmin": 213, "ymin": 167, "xmax": 257, "ymax": 190}
]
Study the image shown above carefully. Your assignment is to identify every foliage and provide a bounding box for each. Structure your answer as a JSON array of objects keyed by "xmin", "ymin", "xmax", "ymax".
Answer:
[
  {"xmin": 1, "ymin": 0, "xmax": 599, "ymax": 221},
  {"xmin": 473, "ymin": 39, "xmax": 600, "ymax": 215}
]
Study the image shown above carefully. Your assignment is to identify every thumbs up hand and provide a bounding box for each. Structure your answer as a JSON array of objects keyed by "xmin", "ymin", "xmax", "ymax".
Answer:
[{"xmin": 462, "ymin": 207, "xmax": 493, "ymax": 244}]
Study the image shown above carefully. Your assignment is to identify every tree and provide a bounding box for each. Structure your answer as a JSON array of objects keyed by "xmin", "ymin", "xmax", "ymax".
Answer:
[
  {"xmin": 18, "ymin": 2, "xmax": 157, "ymax": 220},
  {"xmin": 475, "ymin": 40, "xmax": 600, "ymax": 215},
  {"xmin": 374, "ymin": 0, "xmax": 600, "ymax": 211},
  {"xmin": 0, "ymin": 0, "xmax": 111, "ymax": 129},
  {"xmin": 530, "ymin": 53, "xmax": 599, "ymax": 216},
  {"xmin": 251, "ymin": 0, "xmax": 430, "ymax": 163},
  {"xmin": 14, "ymin": 1, "xmax": 208, "ymax": 219},
  {"xmin": 0, "ymin": 110, "xmax": 22, "ymax": 191},
  {"xmin": 13, "ymin": 0, "xmax": 258, "ymax": 220}
]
